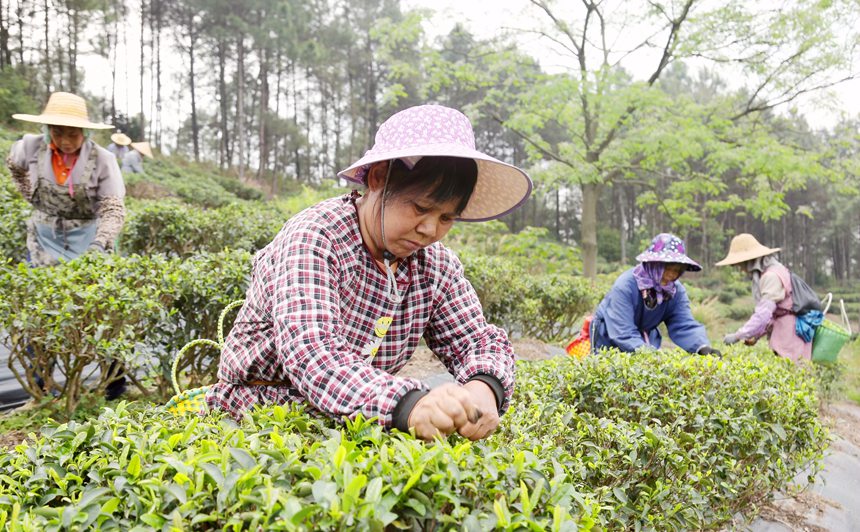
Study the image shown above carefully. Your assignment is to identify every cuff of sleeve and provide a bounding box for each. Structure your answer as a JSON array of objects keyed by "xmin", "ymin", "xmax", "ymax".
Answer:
[
  {"xmin": 468, "ymin": 374, "xmax": 504, "ymax": 412},
  {"xmin": 391, "ymin": 389, "xmax": 430, "ymax": 433}
]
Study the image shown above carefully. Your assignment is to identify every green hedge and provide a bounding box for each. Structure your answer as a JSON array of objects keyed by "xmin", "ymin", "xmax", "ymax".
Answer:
[
  {"xmin": 0, "ymin": 176, "xmax": 28, "ymax": 262},
  {"xmin": 0, "ymin": 252, "xmax": 252, "ymax": 405},
  {"xmin": 460, "ymin": 250, "xmax": 599, "ymax": 342},
  {"xmin": 121, "ymin": 200, "xmax": 283, "ymax": 257},
  {"xmin": 0, "ymin": 348, "xmax": 826, "ymax": 530}
]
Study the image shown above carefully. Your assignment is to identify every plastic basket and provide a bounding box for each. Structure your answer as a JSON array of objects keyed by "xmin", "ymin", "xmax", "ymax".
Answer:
[
  {"xmin": 566, "ymin": 337, "xmax": 591, "ymax": 358},
  {"xmin": 165, "ymin": 385, "xmax": 212, "ymax": 415},
  {"xmin": 566, "ymin": 315, "xmax": 592, "ymax": 359},
  {"xmin": 811, "ymin": 298, "xmax": 851, "ymax": 364},
  {"xmin": 812, "ymin": 319, "xmax": 850, "ymax": 363}
]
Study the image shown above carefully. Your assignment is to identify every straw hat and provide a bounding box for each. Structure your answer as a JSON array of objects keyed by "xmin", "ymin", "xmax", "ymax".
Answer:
[
  {"xmin": 636, "ymin": 233, "xmax": 702, "ymax": 271},
  {"xmin": 12, "ymin": 91, "xmax": 112, "ymax": 129},
  {"xmin": 131, "ymin": 141, "xmax": 154, "ymax": 159},
  {"xmin": 337, "ymin": 104, "xmax": 532, "ymax": 221},
  {"xmin": 715, "ymin": 233, "xmax": 780, "ymax": 266},
  {"xmin": 111, "ymin": 132, "xmax": 132, "ymax": 146}
]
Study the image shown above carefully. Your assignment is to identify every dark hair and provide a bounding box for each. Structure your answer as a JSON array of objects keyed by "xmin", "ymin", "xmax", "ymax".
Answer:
[{"xmin": 368, "ymin": 156, "xmax": 478, "ymax": 215}]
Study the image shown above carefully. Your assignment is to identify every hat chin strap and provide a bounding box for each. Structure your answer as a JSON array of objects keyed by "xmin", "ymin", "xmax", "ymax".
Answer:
[{"xmin": 379, "ymin": 162, "xmax": 401, "ymax": 303}]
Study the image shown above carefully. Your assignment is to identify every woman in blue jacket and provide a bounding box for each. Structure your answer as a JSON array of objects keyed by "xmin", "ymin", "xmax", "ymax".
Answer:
[{"xmin": 591, "ymin": 233, "xmax": 720, "ymax": 356}]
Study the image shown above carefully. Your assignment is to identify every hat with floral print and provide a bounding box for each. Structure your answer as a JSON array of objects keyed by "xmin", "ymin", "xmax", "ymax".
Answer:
[
  {"xmin": 635, "ymin": 233, "xmax": 702, "ymax": 272},
  {"xmin": 337, "ymin": 104, "xmax": 532, "ymax": 221}
]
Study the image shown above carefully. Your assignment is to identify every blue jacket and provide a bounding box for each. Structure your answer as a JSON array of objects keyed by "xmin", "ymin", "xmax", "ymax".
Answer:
[{"xmin": 591, "ymin": 269, "xmax": 709, "ymax": 353}]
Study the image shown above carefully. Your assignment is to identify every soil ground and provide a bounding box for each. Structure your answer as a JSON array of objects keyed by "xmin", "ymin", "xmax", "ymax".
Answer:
[
  {"xmin": 396, "ymin": 338, "xmax": 561, "ymax": 380},
  {"xmin": 742, "ymin": 401, "xmax": 860, "ymax": 532}
]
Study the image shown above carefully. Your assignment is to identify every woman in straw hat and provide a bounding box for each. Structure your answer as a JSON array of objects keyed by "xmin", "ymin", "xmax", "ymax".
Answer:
[
  {"xmin": 5, "ymin": 91, "xmax": 126, "ymax": 267},
  {"xmin": 207, "ymin": 104, "xmax": 532, "ymax": 441},
  {"xmin": 590, "ymin": 233, "xmax": 721, "ymax": 356},
  {"xmin": 121, "ymin": 141, "xmax": 154, "ymax": 174},
  {"xmin": 716, "ymin": 234, "xmax": 811, "ymax": 362},
  {"xmin": 107, "ymin": 132, "xmax": 132, "ymax": 161}
]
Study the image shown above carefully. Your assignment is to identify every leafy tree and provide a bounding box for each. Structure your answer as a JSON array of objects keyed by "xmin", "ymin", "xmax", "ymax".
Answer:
[{"xmin": 505, "ymin": 0, "xmax": 860, "ymax": 278}]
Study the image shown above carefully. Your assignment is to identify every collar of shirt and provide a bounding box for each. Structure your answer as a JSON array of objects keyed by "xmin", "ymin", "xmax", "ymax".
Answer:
[{"xmin": 49, "ymin": 142, "xmax": 80, "ymax": 186}]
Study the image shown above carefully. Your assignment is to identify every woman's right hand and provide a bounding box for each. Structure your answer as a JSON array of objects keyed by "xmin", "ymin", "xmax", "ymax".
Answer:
[{"xmin": 407, "ymin": 383, "xmax": 482, "ymax": 441}]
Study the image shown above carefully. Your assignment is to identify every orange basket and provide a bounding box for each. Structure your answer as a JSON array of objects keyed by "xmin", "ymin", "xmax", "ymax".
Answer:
[{"xmin": 566, "ymin": 315, "xmax": 592, "ymax": 358}]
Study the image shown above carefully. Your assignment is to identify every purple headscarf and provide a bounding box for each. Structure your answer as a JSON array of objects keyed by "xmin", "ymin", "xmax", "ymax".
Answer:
[{"xmin": 632, "ymin": 262, "xmax": 678, "ymax": 307}]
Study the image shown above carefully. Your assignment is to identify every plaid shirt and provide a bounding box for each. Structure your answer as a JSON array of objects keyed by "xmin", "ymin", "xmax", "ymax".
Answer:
[{"xmin": 206, "ymin": 194, "xmax": 516, "ymax": 426}]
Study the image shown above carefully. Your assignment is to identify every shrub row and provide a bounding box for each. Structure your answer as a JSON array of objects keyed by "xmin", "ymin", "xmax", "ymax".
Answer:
[
  {"xmin": 0, "ymin": 251, "xmax": 252, "ymax": 409},
  {"xmin": 460, "ymin": 250, "xmax": 599, "ymax": 342},
  {"xmin": 0, "ymin": 348, "xmax": 826, "ymax": 530},
  {"xmin": 0, "ymin": 176, "xmax": 28, "ymax": 262},
  {"xmin": 0, "ymin": 247, "xmax": 601, "ymax": 410},
  {"xmin": 121, "ymin": 200, "xmax": 284, "ymax": 257}
]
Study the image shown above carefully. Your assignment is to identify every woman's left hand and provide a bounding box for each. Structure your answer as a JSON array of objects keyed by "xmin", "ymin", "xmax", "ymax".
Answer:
[{"xmin": 457, "ymin": 380, "xmax": 500, "ymax": 441}]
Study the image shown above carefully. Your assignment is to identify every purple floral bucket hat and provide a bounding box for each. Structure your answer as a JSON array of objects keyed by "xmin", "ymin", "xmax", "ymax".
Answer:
[
  {"xmin": 636, "ymin": 233, "xmax": 702, "ymax": 272},
  {"xmin": 337, "ymin": 104, "xmax": 533, "ymax": 221}
]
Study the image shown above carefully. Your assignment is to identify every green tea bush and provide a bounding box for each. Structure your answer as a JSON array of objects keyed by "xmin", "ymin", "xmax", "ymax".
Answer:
[
  {"xmin": 723, "ymin": 302, "xmax": 752, "ymax": 321},
  {"xmin": 0, "ymin": 254, "xmax": 174, "ymax": 412},
  {"xmin": 121, "ymin": 200, "xmax": 283, "ymax": 257},
  {"xmin": 0, "ymin": 175, "xmax": 28, "ymax": 262},
  {"xmin": 125, "ymin": 158, "xmax": 247, "ymax": 208},
  {"xmin": 0, "ymin": 348, "xmax": 826, "ymax": 530},
  {"xmin": 0, "ymin": 251, "xmax": 252, "ymax": 404},
  {"xmin": 460, "ymin": 250, "xmax": 599, "ymax": 342},
  {"xmin": 162, "ymin": 250, "xmax": 252, "ymax": 392},
  {"xmin": 447, "ymin": 223, "xmax": 583, "ymax": 275}
]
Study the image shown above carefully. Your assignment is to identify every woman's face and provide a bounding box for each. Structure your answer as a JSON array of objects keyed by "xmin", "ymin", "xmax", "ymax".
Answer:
[
  {"xmin": 366, "ymin": 191, "xmax": 459, "ymax": 260},
  {"xmin": 49, "ymin": 126, "xmax": 85, "ymax": 154},
  {"xmin": 660, "ymin": 263, "xmax": 686, "ymax": 285}
]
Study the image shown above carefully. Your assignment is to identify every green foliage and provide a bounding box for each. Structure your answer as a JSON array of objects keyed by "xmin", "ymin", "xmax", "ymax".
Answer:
[
  {"xmin": 160, "ymin": 251, "xmax": 252, "ymax": 393},
  {"xmin": 121, "ymin": 200, "xmax": 283, "ymax": 257},
  {"xmin": 0, "ymin": 254, "xmax": 173, "ymax": 412},
  {"xmin": 0, "ymin": 171, "xmax": 29, "ymax": 262},
  {"xmin": 459, "ymin": 249, "xmax": 600, "ymax": 343},
  {"xmin": 447, "ymin": 222, "xmax": 583, "ymax": 275},
  {"xmin": 0, "ymin": 251, "xmax": 252, "ymax": 404},
  {"xmin": 0, "ymin": 348, "xmax": 826, "ymax": 530},
  {"xmin": 0, "ymin": 69, "xmax": 38, "ymax": 126},
  {"xmin": 124, "ymin": 157, "xmax": 261, "ymax": 208}
]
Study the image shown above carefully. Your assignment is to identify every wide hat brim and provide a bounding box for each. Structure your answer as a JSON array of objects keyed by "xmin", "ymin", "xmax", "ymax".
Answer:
[
  {"xmin": 715, "ymin": 245, "xmax": 781, "ymax": 266},
  {"xmin": 337, "ymin": 143, "xmax": 532, "ymax": 222},
  {"xmin": 111, "ymin": 133, "xmax": 132, "ymax": 145},
  {"xmin": 12, "ymin": 112, "xmax": 113, "ymax": 130},
  {"xmin": 636, "ymin": 251, "xmax": 702, "ymax": 272},
  {"xmin": 131, "ymin": 141, "xmax": 154, "ymax": 159}
]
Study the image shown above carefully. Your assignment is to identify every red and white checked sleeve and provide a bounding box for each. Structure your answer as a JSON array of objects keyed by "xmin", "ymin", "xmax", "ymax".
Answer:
[{"xmin": 423, "ymin": 249, "xmax": 516, "ymax": 413}]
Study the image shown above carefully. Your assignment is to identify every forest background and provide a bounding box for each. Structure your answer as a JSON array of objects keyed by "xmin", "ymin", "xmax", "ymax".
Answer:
[{"xmin": 1, "ymin": 0, "xmax": 860, "ymax": 281}]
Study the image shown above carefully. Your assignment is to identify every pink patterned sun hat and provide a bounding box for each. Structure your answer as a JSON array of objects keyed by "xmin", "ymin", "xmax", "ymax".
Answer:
[
  {"xmin": 337, "ymin": 104, "xmax": 532, "ymax": 221},
  {"xmin": 636, "ymin": 233, "xmax": 702, "ymax": 272}
]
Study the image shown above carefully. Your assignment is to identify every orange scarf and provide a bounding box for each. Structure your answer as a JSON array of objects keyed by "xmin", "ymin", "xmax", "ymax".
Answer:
[{"xmin": 49, "ymin": 143, "xmax": 79, "ymax": 186}]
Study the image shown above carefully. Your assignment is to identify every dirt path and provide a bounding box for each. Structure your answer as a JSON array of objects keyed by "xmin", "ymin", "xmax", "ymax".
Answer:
[
  {"xmin": 745, "ymin": 401, "xmax": 860, "ymax": 532},
  {"xmin": 396, "ymin": 338, "xmax": 561, "ymax": 380}
]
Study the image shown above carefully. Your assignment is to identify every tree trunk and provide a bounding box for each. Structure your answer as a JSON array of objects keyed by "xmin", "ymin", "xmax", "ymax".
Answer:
[
  {"xmin": 43, "ymin": 0, "xmax": 50, "ymax": 92},
  {"xmin": 257, "ymin": 44, "xmax": 269, "ymax": 179},
  {"xmin": 15, "ymin": 0, "xmax": 23, "ymax": 66},
  {"xmin": 618, "ymin": 186, "xmax": 628, "ymax": 265},
  {"xmin": 151, "ymin": 0, "xmax": 162, "ymax": 146},
  {"xmin": 69, "ymin": 6, "xmax": 78, "ymax": 91},
  {"xmin": 581, "ymin": 182, "xmax": 599, "ymax": 278},
  {"xmin": 0, "ymin": 0, "xmax": 10, "ymax": 68},
  {"xmin": 188, "ymin": 17, "xmax": 199, "ymax": 162},
  {"xmin": 236, "ymin": 36, "xmax": 245, "ymax": 180},
  {"xmin": 217, "ymin": 40, "xmax": 229, "ymax": 169},
  {"xmin": 108, "ymin": 6, "xmax": 117, "ymax": 125},
  {"xmin": 139, "ymin": 0, "xmax": 146, "ymax": 138}
]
